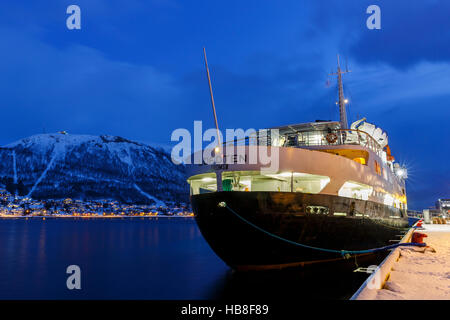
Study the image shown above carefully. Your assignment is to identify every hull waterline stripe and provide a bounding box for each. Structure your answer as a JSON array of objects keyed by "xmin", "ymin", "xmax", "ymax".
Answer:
[{"xmin": 235, "ymin": 253, "xmax": 374, "ymax": 272}]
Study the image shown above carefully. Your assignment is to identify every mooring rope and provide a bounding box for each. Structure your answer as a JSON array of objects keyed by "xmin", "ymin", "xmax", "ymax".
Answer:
[{"xmin": 219, "ymin": 202, "xmax": 426, "ymax": 257}]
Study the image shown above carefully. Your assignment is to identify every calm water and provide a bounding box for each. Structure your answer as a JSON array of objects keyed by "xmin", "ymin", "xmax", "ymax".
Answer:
[{"xmin": 0, "ymin": 217, "xmax": 373, "ymax": 300}]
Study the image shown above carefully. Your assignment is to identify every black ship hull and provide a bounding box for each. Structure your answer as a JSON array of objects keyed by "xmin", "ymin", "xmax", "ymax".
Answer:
[{"xmin": 191, "ymin": 191, "xmax": 409, "ymax": 270}]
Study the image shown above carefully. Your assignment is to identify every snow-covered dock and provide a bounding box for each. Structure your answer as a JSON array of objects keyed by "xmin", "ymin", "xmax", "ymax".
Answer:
[{"xmin": 355, "ymin": 224, "xmax": 450, "ymax": 300}]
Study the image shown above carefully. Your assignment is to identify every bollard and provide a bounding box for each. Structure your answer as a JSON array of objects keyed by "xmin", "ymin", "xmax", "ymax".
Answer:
[{"xmin": 412, "ymin": 232, "xmax": 427, "ymax": 244}]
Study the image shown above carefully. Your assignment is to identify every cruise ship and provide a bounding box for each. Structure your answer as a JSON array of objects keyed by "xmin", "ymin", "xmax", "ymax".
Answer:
[{"xmin": 187, "ymin": 56, "xmax": 409, "ymax": 271}]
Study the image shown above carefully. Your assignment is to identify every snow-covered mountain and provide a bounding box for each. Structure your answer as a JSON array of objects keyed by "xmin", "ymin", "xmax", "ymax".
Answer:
[{"xmin": 0, "ymin": 133, "xmax": 188, "ymax": 205}]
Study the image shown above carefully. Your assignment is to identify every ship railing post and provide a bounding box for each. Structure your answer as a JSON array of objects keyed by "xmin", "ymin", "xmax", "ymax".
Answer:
[
  {"xmin": 290, "ymin": 172, "xmax": 293, "ymax": 192},
  {"xmin": 216, "ymin": 170, "xmax": 223, "ymax": 192}
]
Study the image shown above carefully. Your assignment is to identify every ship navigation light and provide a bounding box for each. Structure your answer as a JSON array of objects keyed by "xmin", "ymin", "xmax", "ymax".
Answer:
[{"xmin": 394, "ymin": 166, "xmax": 408, "ymax": 179}]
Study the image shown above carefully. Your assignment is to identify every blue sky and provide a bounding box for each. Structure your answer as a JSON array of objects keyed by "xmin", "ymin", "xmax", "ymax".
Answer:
[{"xmin": 0, "ymin": 0, "xmax": 448, "ymax": 209}]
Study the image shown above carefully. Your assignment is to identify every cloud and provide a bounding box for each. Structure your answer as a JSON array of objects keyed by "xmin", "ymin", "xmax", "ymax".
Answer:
[
  {"xmin": 0, "ymin": 27, "xmax": 183, "ymax": 145},
  {"xmin": 344, "ymin": 61, "xmax": 450, "ymax": 110},
  {"xmin": 309, "ymin": 1, "xmax": 450, "ymax": 70},
  {"xmin": 350, "ymin": 1, "xmax": 450, "ymax": 69}
]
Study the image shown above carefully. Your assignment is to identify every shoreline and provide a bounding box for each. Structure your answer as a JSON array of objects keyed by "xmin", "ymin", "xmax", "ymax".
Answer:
[{"xmin": 0, "ymin": 214, "xmax": 194, "ymax": 219}]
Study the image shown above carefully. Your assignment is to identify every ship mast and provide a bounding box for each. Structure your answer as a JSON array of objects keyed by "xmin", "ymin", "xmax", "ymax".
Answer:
[
  {"xmin": 330, "ymin": 54, "xmax": 350, "ymax": 129},
  {"xmin": 203, "ymin": 47, "xmax": 221, "ymax": 152}
]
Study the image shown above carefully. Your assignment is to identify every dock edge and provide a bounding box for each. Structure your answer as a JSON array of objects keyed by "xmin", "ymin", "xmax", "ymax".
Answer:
[{"xmin": 349, "ymin": 223, "xmax": 417, "ymax": 300}]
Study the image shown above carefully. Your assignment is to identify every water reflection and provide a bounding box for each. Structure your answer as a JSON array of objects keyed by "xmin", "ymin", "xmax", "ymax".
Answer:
[
  {"xmin": 0, "ymin": 218, "xmax": 375, "ymax": 299},
  {"xmin": 212, "ymin": 259, "xmax": 379, "ymax": 300},
  {"xmin": 0, "ymin": 217, "xmax": 228, "ymax": 299}
]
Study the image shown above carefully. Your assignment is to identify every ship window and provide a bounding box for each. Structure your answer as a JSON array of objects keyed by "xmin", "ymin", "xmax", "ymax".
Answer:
[
  {"xmin": 221, "ymin": 171, "xmax": 330, "ymax": 194},
  {"xmin": 374, "ymin": 160, "xmax": 382, "ymax": 175},
  {"xmin": 307, "ymin": 206, "xmax": 329, "ymax": 215},
  {"xmin": 271, "ymin": 135, "xmax": 286, "ymax": 147},
  {"xmin": 338, "ymin": 181, "xmax": 373, "ymax": 200},
  {"xmin": 292, "ymin": 173, "xmax": 330, "ymax": 194},
  {"xmin": 286, "ymin": 135, "xmax": 298, "ymax": 147},
  {"xmin": 222, "ymin": 171, "xmax": 290, "ymax": 192},
  {"xmin": 333, "ymin": 212, "xmax": 347, "ymax": 216},
  {"xmin": 318, "ymin": 149, "xmax": 368, "ymax": 166},
  {"xmin": 383, "ymin": 166, "xmax": 388, "ymax": 180},
  {"xmin": 187, "ymin": 173, "xmax": 217, "ymax": 195}
]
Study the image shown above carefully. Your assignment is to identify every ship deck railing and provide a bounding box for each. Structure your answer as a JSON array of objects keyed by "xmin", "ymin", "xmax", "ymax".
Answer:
[{"xmin": 222, "ymin": 128, "xmax": 383, "ymax": 156}]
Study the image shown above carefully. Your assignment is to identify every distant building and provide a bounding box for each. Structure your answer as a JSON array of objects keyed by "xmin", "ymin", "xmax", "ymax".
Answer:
[
  {"xmin": 436, "ymin": 199, "xmax": 450, "ymax": 215},
  {"xmin": 423, "ymin": 198, "xmax": 449, "ymax": 223}
]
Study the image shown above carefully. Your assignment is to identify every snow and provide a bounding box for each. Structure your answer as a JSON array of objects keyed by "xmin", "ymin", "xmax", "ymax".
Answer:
[
  {"xmin": 12, "ymin": 150, "xmax": 17, "ymax": 184},
  {"xmin": 133, "ymin": 183, "xmax": 166, "ymax": 207},
  {"xmin": 26, "ymin": 148, "xmax": 59, "ymax": 198},
  {"xmin": 5, "ymin": 133, "xmax": 155, "ymax": 167},
  {"xmin": 0, "ymin": 132, "xmax": 185, "ymax": 204},
  {"xmin": 5, "ymin": 133, "xmax": 99, "ymax": 149},
  {"xmin": 25, "ymin": 137, "xmax": 71, "ymax": 197},
  {"xmin": 358, "ymin": 224, "xmax": 450, "ymax": 300},
  {"xmin": 105, "ymin": 143, "xmax": 134, "ymax": 168}
]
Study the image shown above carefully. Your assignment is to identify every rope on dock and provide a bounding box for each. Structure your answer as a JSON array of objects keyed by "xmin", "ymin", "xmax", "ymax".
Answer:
[{"xmin": 220, "ymin": 202, "xmax": 426, "ymax": 258}]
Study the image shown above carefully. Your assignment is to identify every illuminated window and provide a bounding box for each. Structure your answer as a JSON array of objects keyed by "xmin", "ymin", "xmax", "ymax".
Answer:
[
  {"xmin": 271, "ymin": 135, "xmax": 286, "ymax": 147},
  {"xmin": 319, "ymin": 149, "xmax": 368, "ymax": 166},
  {"xmin": 187, "ymin": 173, "xmax": 217, "ymax": 195},
  {"xmin": 374, "ymin": 160, "xmax": 382, "ymax": 175},
  {"xmin": 220, "ymin": 171, "xmax": 330, "ymax": 194},
  {"xmin": 292, "ymin": 173, "xmax": 330, "ymax": 194},
  {"xmin": 338, "ymin": 181, "xmax": 373, "ymax": 200},
  {"xmin": 353, "ymin": 157, "xmax": 366, "ymax": 165}
]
